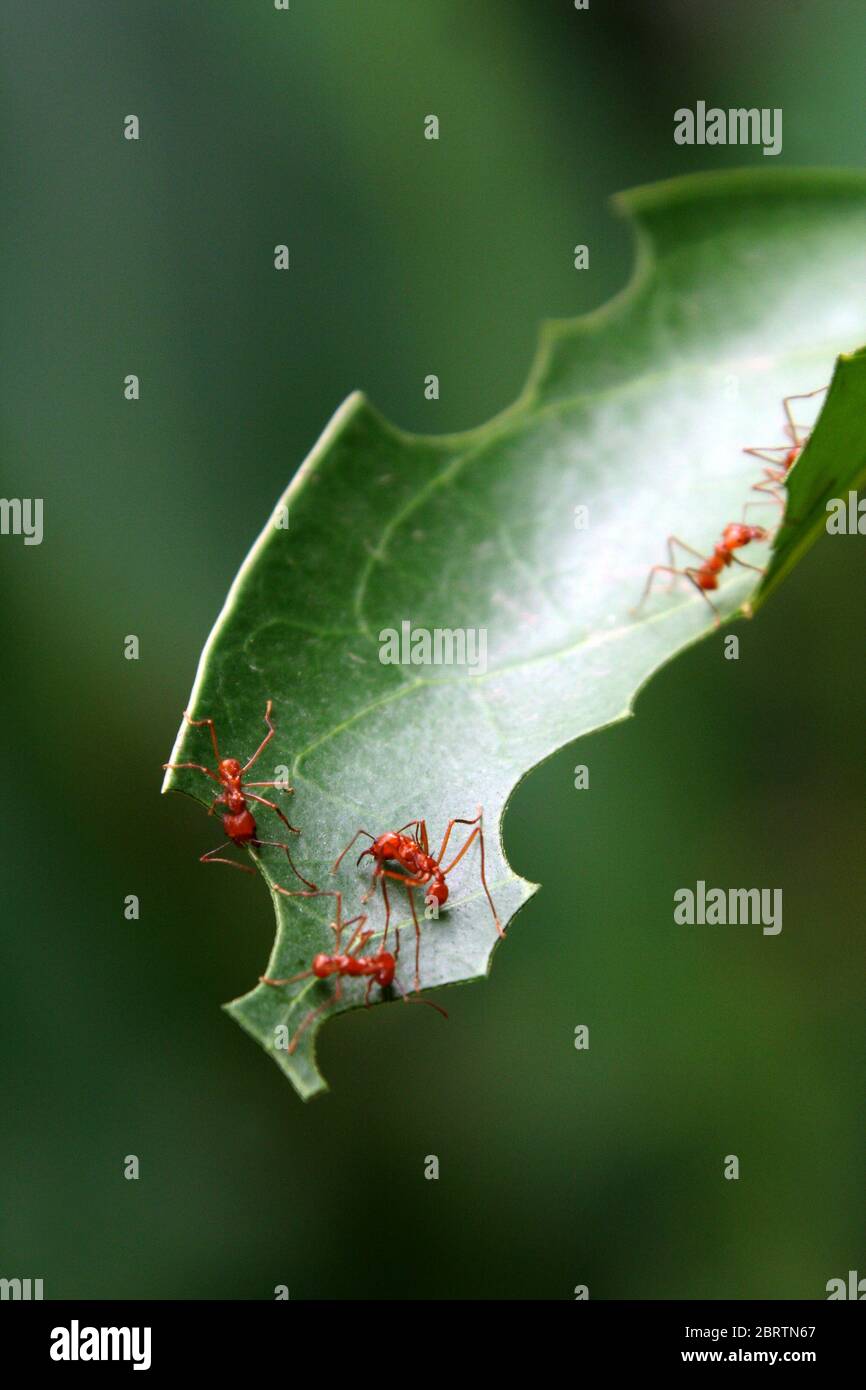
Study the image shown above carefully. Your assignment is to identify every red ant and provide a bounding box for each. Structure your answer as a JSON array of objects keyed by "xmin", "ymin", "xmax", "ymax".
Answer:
[
  {"xmin": 260, "ymin": 896, "xmax": 447, "ymax": 1054},
  {"xmin": 637, "ymin": 522, "xmax": 769, "ymax": 625},
  {"xmin": 331, "ymin": 810, "xmax": 503, "ymax": 993},
  {"xmin": 163, "ymin": 699, "xmax": 315, "ymax": 888},
  {"xmin": 743, "ymin": 386, "xmax": 827, "ymax": 513}
]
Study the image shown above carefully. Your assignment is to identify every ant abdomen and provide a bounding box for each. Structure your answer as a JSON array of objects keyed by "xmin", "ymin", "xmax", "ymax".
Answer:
[
  {"xmin": 224, "ymin": 808, "xmax": 257, "ymax": 843},
  {"xmin": 425, "ymin": 877, "xmax": 448, "ymax": 907},
  {"xmin": 376, "ymin": 954, "xmax": 396, "ymax": 987}
]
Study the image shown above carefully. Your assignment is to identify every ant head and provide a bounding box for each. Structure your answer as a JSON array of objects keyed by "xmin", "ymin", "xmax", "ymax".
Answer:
[
  {"xmin": 748, "ymin": 525, "xmax": 769, "ymax": 541},
  {"xmin": 722, "ymin": 522, "xmax": 750, "ymax": 546},
  {"xmin": 219, "ymin": 757, "xmax": 242, "ymax": 781},
  {"xmin": 425, "ymin": 879, "xmax": 449, "ymax": 909}
]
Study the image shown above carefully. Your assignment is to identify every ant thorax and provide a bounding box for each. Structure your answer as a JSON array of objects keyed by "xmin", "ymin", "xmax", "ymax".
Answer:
[
  {"xmin": 405, "ymin": 848, "xmax": 432, "ymax": 877},
  {"xmin": 395, "ymin": 839, "xmax": 435, "ymax": 880},
  {"xmin": 372, "ymin": 832, "xmax": 402, "ymax": 860}
]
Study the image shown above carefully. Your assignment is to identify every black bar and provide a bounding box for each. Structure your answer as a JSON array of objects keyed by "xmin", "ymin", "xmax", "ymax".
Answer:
[{"xmin": 2, "ymin": 1299, "xmax": 862, "ymax": 1373}]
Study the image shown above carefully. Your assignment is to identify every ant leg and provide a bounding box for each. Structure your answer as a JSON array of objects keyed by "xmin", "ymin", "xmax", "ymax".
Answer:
[
  {"xmin": 375, "ymin": 880, "xmax": 421, "ymax": 989},
  {"xmin": 241, "ymin": 699, "xmax": 277, "ymax": 774},
  {"xmin": 344, "ymin": 918, "xmax": 372, "ymax": 954},
  {"xmin": 288, "ymin": 980, "xmax": 344, "ymax": 1054},
  {"xmin": 634, "ymin": 565, "xmax": 685, "ymax": 613},
  {"xmin": 667, "ymin": 536, "xmax": 708, "ymax": 571},
  {"xmin": 391, "ymin": 914, "xmax": 402, "ymax": 974},
  {"xmin": 380, "ymin": 909, "xmax": 448, "ymax": 1018},
  {"xmin": 403, "ymin": 884, "xmax": 421, "ymax": 992},
  {"xmin": 634, "ymin": 543, "xmax": 706, "ymax": 612},
  {"xmin": 260, "ymin": 965, "xmax": 313, "ymax": 987},
  {"xmin": 361, "ymin": 869, "xmax": 381, "ymax": 905},
  {"xmin": 434, "ymin": 809, "xmax": 481, "ymax": 864},
  {"xmin": 332, "ymin": 829, "xmax": 375, "ymax": 872},
  {"xmin": 729, "ymin": 555, "xmax": 765, "ymax": 574},
  {"xmin": 394, "ymin": 819, "xmax": 430, "ymax": 854},
  {"xmin": 370, "ymin": 876, "xmax": 406, "ymax": 961},
  {"xmin": 783, "ymin": 387, "xmax": 827, "ymax": 448},
  {"xmin": 744, "ymin": 476, "xmax": 790, "ymax": 521},
  {"xmin": 182, "ymin": 711, "xmax": 222, "ymax": 763},
  {"xmin": 252, "ymin": 840, "xmax": 318, "ymax": 891},
  {"xmin": 683, "ymin": 569, "xmax": 720, "ymax": 625},
  {"xmin": 273, "ymin": 887, "xmax": 347, "ymax": 951},
  {"xmin": 741, "ymin": 499, "xmax": 783, "ymax": 523},
  {"xmin": 245, "ymin": 779, "xmax": 295, "ymax": 799},
  {"xmin": 391, "ymin": 975, "xmax": 449, "ymax": 1020},
  {"xmin": 751, "ymin": 478, "xmax": 787, "ymax": 504},
  {"xmin": 439, "ymin": 813, "xmax": 503, "ymax": 938},
  {"xmin": 162, "ymin": 761, "xmax": 220, "ymax": 782},
  {"xmin": 744, "ymin": 445, "xmax": 791, "ymax": 466},
  {"xmin": 200, "ymin": 843, "xmax": 255, "ymax": 873},
  {"xmin": 339, "ymin": 917, "xmax": 373, "ymax": 967},
  {"xmin": 380, "ymin": 875, "xmax": 392, "ymax": 951},
  {"xmin": 328, "ymin": 891, "xmax": 348, "ymax": 943},
  {"xmin": 245, "ymin": 792, "xmax": 300, "ymax": 836},
  {"xmin": 439, "ymin": 825, "xmax": 477, "ymax": 870},
  {"xmin": 363, "ymin": 868, "xmax": 420, "ymax": 973},
  {"xmin": 273, "ymin": 885, "xmax": 331, "ymax": 903},
  {"xmin": 378, "ymin": 869, "xmax": 426, "ymax": 889}
]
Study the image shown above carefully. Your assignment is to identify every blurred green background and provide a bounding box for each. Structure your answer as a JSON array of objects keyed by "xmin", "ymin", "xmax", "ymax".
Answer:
[{"xmin": 1, "ymin": 0, "xmax": 864, "ymax": 1299}]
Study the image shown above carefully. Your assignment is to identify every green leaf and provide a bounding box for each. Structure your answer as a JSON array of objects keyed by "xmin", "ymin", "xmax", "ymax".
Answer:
[
  {"xmin": 755, "ymin": 344, "xmax": 866, "ymax": 608},
  {"xmin": 163, "ymin": 169, "xmax": 866, "ymax": 1099}
]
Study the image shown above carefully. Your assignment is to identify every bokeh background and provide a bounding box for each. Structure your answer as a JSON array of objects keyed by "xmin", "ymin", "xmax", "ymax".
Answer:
[{"xmin": 1, "ymin": 0, "xmax": 864, "ymax": 1299}]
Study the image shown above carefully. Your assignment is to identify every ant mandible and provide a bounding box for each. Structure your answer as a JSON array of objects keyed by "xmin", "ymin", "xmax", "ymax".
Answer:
[
  {"xmin": 742, "ymin": 386, "xmax": 827, "ymax": 513},
  {"xmin": 260, "ymin": 899, "xmax": 447, "ymax": 1054},
  {"xmin": 163, "ymin": 698, "xmax": 315, "ymax": 888},
  {"xmin": 331, "ymin": 809, "xmax": 503, "ymax": 993},
  {"xmin": 637, "ymin": 522, "xmax": 769, "ymax": 625}
]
